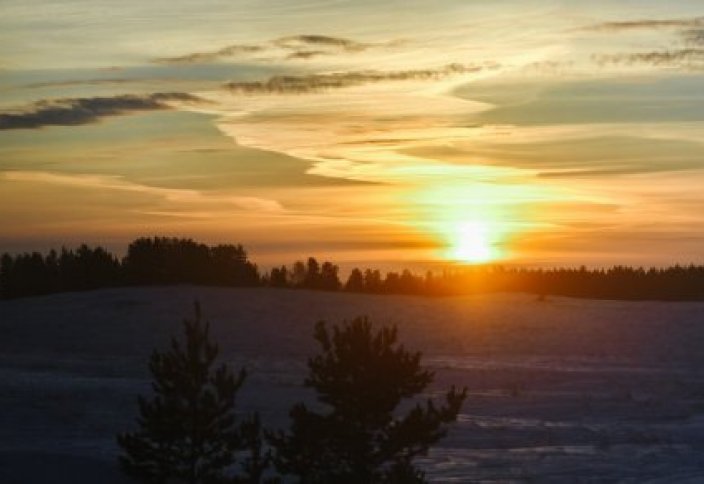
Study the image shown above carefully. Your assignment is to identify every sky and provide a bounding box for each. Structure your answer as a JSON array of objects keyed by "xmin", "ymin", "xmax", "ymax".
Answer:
[{"xmin": 1, "ymin": 1, "xmax": 704, "ymax": 268}]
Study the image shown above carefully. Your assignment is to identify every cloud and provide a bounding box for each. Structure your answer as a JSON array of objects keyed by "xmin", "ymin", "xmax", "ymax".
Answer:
[
  {"xmin": 285, "ymin": 50, "xmax": 329, "ymax": 60},
  {"xmin": 682, "ymin": 28, "xmax": 704, "ymax": 46},
  {"xmin": 154, "ymin": 44, "xmax": 265, "ymax": 64},
  {"xmin": 223, "ymin": 63, "xmax": 493, "ymax": 94},
  {"xmin": 584, "ymin": 17, "xmax": 704, "ymax": 32},
  {"xmin": 537, "ymin": 166, "xmax": 697, "ymax": 178},
  {"xmin": 404, "ymin": 130, "xmax": 704, "ymax": 179},
  {"xmin": 22, "ymin": 77, "xmax": 202, "ymax": 89},
  {"xmin": 594, "ymin": 49, "xmax": 704, "ymax": 67},
  {"xmin": 0, "ymin": 92, "xmax": 202, "ymax": 130},
  {"xmin": 2, "ymin": 171, "xmax": 284, "ymax": 213},
  {"xmin": 273, "ymin": 34, "xmax": 373, "ymax": 52},
  {"xmin": 578, "ymin": 17, "xmax": 704, "ymax": 71},
  {"xmin": 521, "ymin": 60, "xmax": 575, "ymax": 75},
  {"xmin": 153, "ymin": 34, "xmax": 397, "ymax": 64},
  {"xmin": 23, "ymin": 78, "xmax": 151, "ymax": 89}
]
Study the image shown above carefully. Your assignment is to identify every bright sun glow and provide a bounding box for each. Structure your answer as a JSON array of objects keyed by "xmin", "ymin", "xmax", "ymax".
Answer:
[
  {"xmin": 450, "ymin": 221, "xmax": 495, "ymax": 263},
  {"xmin": 410, "ymin": 181, "xmax": 556, "ymax": 265}
]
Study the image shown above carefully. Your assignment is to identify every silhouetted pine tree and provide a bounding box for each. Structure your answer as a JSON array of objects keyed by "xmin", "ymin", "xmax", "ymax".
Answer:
[
  {"xmin": 344, "ymin": 268, "xmax": 364, "ymax": 292},
  {"xmin": 319, "ymin": 262, "xmax": 341, "ymax": 291},
  {"xmin": 270, "ymin": 316, "xmax": 467, "ymax": 483},
  {"xmin": 117, "ymin": 302, "xmax": 268, "ymax": 484},
  {"xmin": 235, "ymin": 413, "xmax": 278, "ymax": 484},
  {"xmin": 268, "ymin": 266, "xmax": 289, "ymax": 288}
]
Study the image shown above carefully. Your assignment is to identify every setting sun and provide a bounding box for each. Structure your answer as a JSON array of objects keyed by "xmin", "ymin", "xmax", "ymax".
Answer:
[{"xmin": 450, "ymin": 221, "xmax": 496, "ymax": 263}]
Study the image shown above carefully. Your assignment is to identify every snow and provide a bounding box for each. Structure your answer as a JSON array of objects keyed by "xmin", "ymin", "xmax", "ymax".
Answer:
[{"xmin": 1, "ymin": 287, "xmax": 704, "ymax": 482}]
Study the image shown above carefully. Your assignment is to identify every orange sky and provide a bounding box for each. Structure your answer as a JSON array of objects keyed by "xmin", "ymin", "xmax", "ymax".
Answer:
[{"xmin": 1, "ymin": 1, "xmax": 704, "ymax": 268}]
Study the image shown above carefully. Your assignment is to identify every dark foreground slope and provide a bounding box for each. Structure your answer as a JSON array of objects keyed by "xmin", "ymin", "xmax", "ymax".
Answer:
[{"xmin": 2, "ymin": 287, "xmax": 704, "ymax": 482}]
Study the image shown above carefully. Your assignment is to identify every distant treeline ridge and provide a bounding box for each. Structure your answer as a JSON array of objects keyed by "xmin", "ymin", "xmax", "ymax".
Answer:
[{"xmin": 2, "ymin": 237, "xmax": 704, "ymax": 301}]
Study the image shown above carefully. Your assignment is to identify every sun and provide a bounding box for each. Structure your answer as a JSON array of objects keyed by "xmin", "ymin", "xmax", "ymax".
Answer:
[{"xmin": 449, "ymin": 221, "xmax": 496, "ymax": 263}]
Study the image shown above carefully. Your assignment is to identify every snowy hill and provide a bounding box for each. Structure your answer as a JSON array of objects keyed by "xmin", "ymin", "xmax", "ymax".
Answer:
[{"xmin": 2, "ymin": 287, "xmax": 704, "ymax": 482}]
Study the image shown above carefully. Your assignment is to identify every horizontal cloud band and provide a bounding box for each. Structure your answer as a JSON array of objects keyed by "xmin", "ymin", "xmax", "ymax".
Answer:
[
  {"xmin": 223, "ymin": 63, "xmax": 492, "ymax": 94},
  {"xmin": 154, "ymin": 34, "xmax": 385, "ymax": 64},
  {"xmin": 0, "ymin": 93, "xmax": 201, "ymax": 130},
  {"xmin": 584, "ymin": 17, "xmax": 704, "ymax": 31},
  {"xmin": 594, "ymin": 49, "xmax": 704, "ymax": 66}
]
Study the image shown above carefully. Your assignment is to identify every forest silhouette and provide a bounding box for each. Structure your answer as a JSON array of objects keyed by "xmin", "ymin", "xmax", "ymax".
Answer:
[{"xmin": 2, "ymin": 236, "xmax": 704, "ymax": 301}]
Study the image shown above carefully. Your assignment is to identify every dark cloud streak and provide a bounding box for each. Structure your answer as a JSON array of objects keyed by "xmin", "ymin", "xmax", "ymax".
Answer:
[
  {"xmin": 223, "ymin": 63, "xmax": 493, "ymax": 94},
  {"xmin": 682, "ymin": 28, "xmax": 704, "ymax": 46},
  {"xmin": 153, "ymin": 34, "xmax": 396, "ymax": 64},
  {"xmin": 584, "ymin": 17, "xmax": 704, "ymax": 31},
  {"xmin": 273, "ymin": 35, "xmax": 372, "ymax": 52},
  {"xmin": 0, "ymin": 93, "xmax": 200, "ymax": 130},
  {"xmin": 154, "ymin": 44, "xmax": 265, "ymax": 64},
  {"xmin": 594, "ymin": 49, "xmax": 704, "ymax": 67},
  {"xmin": 285, "ymin": 50, "xmax": 329, "ymax": 60}
]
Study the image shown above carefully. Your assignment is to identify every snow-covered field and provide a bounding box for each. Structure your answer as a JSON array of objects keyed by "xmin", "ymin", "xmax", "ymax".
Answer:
[{"xmin": 2, "ymin": 287, "xmax": 704, "ymax": 483}]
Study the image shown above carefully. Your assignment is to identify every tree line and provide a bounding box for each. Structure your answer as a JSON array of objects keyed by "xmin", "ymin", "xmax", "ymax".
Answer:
[
  {"xmin": 0, "ymin": 238, "xmax": 259, "ymax": 299},
  {"xmin": 2, "ymin": 236, "xmax": 704, "ymax": 300}
]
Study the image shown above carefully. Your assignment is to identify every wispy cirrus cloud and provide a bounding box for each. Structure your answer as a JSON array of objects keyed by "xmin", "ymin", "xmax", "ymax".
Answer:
[
  {"xmin": 2, "ymin": 171, "xmax": 283, "ymax": 214},
  {"xmin": 0, "ymin": 92, "xmax": 202, "ymax": 130},
  {"xmin": 682, "ymin": 28, "xmax": 704, "ymax": 46},
  {"xmin": 274, "ymin": 34, "xmax": 375, "ymax": 51},
  {"xmin": 153, "ymin": 34, "xmax": 399, "ymax": 64},
  {"xmin": 593, "ymin": 49, "xmax": 704, "ymax": 67},
  {"xmin": 223, "ymin": 63, "xmax": 495, "ymax": 94},
  {"xmin": 285, "ymin": 50, "xmax": 329, "ymax": 60},
  {"xmin": 23, "ymin": 78, "xmax": 142, "ymax": 89},
  {"xmin": 153, "ymin": 44, "xmax": 266, "ymax": 65},
  {"xmin": 584, "ymin": 17, "xmax": 704, "ymax": 32},
  {"xmin": 583, "ymin": 16, "xmax": 704, "ymax": 70},
  {"xmin": 21, "ymin": 77, "xmax": 217, "ymax": 89}
]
